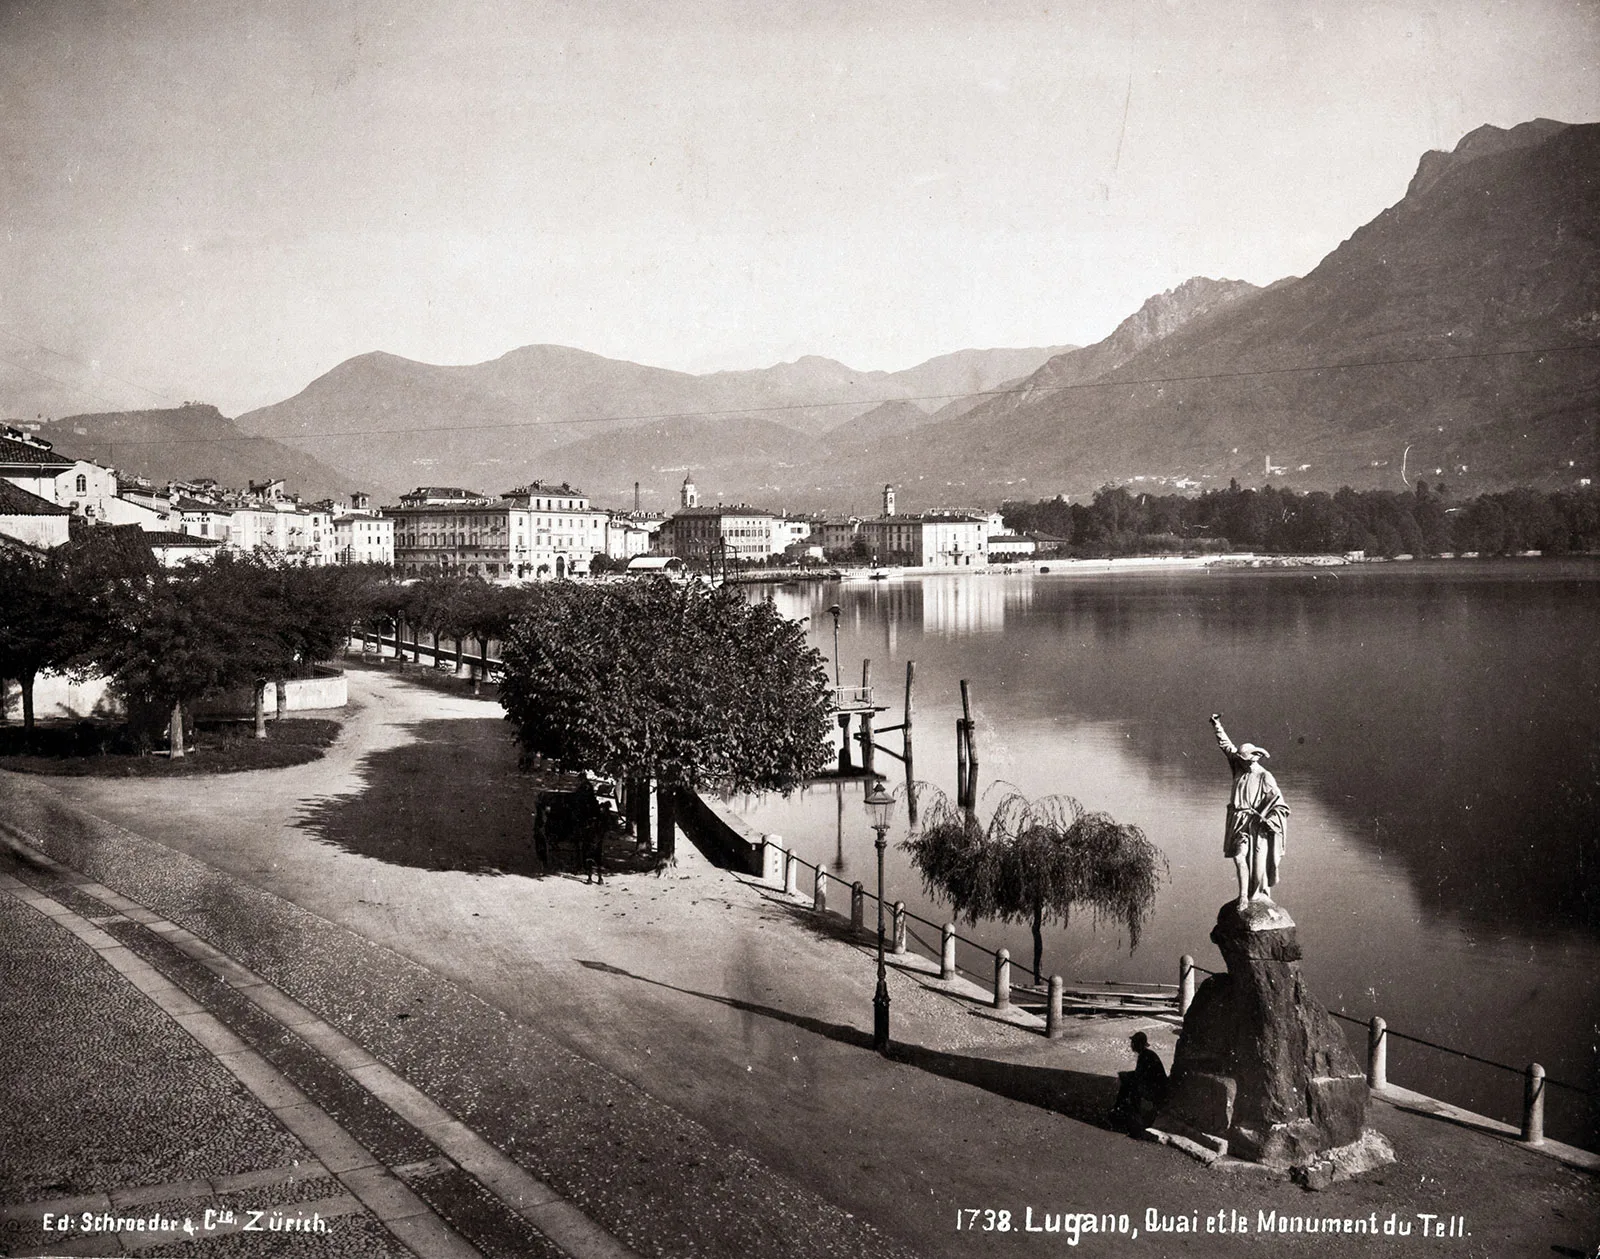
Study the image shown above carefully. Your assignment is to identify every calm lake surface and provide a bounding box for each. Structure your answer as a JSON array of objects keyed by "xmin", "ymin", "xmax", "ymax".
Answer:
[{"xmin": 729, "ymin": 559, "xmax": 1599, "ymax": 1145}]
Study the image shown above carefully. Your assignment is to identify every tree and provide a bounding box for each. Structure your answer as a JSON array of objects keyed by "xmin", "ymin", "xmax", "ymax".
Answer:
[
  {"xmin": 498, "ymin": 578, "xmax": 833, "ymax": 849},
  {"xmin": 903, "ymin": 787, "xmax": 1167, "ymax": 983},
  {"xmin": 0, "ymin": 549, "xmax": 58, "ymax": 730},
  {"xmin": 97, "ymin": 558, "xmax": 284, "ymax": 755},
  {"xmin": 0, "ymin": 530, "xmax": 154, "ymax": 731}
]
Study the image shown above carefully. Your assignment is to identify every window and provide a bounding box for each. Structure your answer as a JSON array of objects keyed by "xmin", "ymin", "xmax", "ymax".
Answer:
[{"xmin": 75, "ymin": 474, "xmax": 87, "ymax": 493}]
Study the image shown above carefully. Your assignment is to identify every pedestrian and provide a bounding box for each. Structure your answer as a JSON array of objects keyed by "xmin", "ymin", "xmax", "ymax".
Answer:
[{"xmin": 1109, "ymin": 1031, "xmax": 1168, "ymax": 1131}]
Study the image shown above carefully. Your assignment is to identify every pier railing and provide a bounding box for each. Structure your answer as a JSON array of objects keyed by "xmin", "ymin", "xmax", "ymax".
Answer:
[{"xmin": 759, "ymin": 837, "xmax": 1594, "ymax": 1154}]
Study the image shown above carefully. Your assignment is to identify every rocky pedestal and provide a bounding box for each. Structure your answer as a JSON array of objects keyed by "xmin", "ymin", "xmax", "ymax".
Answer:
[{"xmin": 1152, "ymin": 901, "xmax": 1392, "ymax": 1181}]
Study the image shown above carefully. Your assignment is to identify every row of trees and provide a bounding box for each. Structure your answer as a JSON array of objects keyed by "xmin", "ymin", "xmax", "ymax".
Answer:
[
  {"xmin": 1003, "ymin": 481, "xmax": 1600, "ymax": 558},
  {"xmin": 0, "ymin": 540, "xmax": 384, "ymax": 749}
]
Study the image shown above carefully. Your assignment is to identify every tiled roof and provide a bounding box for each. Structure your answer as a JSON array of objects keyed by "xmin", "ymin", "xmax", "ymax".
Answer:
[
  {"xmin": 0, "ymin": 479, "xmax": 71, "ymax": 515},
  {"xmin": 0, "ymin": 434, "xmax": 74, "ymax": 469},
  {"xmin": 673, "ymin": 504, "xmax": 776, "ymax": 518}
]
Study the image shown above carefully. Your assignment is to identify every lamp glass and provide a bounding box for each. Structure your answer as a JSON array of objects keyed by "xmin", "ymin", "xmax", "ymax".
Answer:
[{"xmin": 863, "ymin": 783, "xmax": 894, "ymax": 833}]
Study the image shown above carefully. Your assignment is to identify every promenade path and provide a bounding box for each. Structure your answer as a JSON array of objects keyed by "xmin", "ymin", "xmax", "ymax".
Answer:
[{"xmin": 1, "ymin": 667, "xmax": 1594, "ymax": 1258}]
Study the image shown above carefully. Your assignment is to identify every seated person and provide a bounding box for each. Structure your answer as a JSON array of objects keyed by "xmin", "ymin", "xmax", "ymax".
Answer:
[{"xmin": 1109, "ymin": 1031, "xmax": 1168, "ymax": 1131}]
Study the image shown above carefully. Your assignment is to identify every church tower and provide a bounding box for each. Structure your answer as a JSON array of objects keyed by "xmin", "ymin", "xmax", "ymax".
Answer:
[
  {"xmin": 882, "ymin": 483, "xmax": 896, "ymax": 517},
  {"xmin": 681, "ymin": 473, "xmax": 699, "ymax": 509}
]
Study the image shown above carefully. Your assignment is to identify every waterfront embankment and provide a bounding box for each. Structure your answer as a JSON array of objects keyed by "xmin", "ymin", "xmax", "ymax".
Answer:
[{"xmin": 1, "ymin": 667, "xmax": 1594, "ymax": 1256}]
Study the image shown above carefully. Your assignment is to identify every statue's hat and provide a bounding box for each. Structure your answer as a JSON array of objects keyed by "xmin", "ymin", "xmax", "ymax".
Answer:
[{"xmin": 1238, "ymin": 742, "xmax": 1269, "ymax": 761}]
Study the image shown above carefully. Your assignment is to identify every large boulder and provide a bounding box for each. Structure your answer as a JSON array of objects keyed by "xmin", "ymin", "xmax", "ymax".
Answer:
[{"xmin": 1153, "ymin": 901, "xmax": 1388, "ymax": 1177}]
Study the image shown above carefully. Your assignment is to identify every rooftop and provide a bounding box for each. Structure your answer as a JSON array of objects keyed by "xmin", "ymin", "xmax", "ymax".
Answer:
[
  {"xmin": 0, "ymin": 432, "xmax": 74, "ymax": 470},
  {"xmin": 0, "ymin": 479, "xmax": 72, "ymax": 515}
]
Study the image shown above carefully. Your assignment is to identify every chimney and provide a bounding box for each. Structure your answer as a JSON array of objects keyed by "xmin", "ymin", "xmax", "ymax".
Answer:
[{"xmin": 634, "ymin": 481, "xmax": 640, "ymax": 513}]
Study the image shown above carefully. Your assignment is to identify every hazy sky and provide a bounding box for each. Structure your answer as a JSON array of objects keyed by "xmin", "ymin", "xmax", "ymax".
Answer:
[{"xmin": 3, "ymin": 0, "xmax": 1597, "ymax": 417}]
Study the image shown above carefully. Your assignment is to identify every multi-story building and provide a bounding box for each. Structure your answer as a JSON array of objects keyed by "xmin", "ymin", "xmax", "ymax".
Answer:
[
  {"xmin": 333, "ymin": 513, "xmax": 395, "ymax": 565},
  {"xmin": 664, "ymin": 505, "xmax": 779, "ymax": 564},
  {"xmin": 818, "ymin": 518, "xmax": 861, "ymax": 553},
  {"xmin": 604, "ymin": 512, "xmax": 665, "ymax": 562},
  {"xmin": 503, "ymin": 481, "xmax": 608, "ymax": 577},
  {"xmin": 857, "ymin": 484, "xmax": 990, "ymax": 568},
  {"xmin": 386, "ymin": 481, "xmax": 606, "ymax": 579}
]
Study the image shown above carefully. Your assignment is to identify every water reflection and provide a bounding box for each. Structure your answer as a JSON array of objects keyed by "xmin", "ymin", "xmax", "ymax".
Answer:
[{"xmin": 743, "ymin": 561, "xmax": 1600, "ymax": 1141}]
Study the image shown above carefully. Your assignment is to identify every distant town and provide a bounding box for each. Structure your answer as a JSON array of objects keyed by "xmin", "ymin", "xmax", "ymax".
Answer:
[{"xmin": 0, "ymin": 424, "xmax": 1035, "ymax": 575}]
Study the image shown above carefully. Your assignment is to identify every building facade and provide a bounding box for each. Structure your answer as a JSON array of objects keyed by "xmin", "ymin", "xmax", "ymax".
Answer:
[
  {"xmin": 333, "ymin": 513, "xmax": 396, "ymax": 565},
  {"xmin": 665, "ymin": 505, "xmax": 779, "ymax": 564},
  {"xmin": 386, "ymin": 482, "xmax": 606, "ymax": 578}
]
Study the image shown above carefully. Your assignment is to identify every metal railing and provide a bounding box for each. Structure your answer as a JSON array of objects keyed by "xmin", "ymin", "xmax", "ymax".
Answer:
[{"xmin": 759, "ymin": 838, "xmax": 1593, "ymax": 1152}]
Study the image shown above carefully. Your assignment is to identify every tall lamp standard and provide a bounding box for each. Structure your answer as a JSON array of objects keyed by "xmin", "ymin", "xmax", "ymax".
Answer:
[
  {"xmin": 863, "ymin": 782, "xmax": 895, "ymax": 1052},
  {"xmin": 827, "ymin": 603, "xmax": 842, "ymax": 688}
]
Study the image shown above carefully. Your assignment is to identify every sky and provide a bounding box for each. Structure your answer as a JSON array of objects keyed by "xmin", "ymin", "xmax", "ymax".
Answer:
[{"xmin": 2, "ymin": 0, "xmax": 1598, "ymax": 418}]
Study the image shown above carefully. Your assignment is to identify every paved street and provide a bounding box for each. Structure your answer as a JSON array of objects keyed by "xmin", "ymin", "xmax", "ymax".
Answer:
[{"xmin": 2, "ymin": 666, "xmax": 1596, "ymax": 1258}]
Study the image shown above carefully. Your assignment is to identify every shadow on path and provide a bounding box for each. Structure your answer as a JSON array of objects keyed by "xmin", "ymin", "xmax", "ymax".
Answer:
[
  {"xmin": 576, "ymin": 959, "xmax": 1120, "ymax": 1130},
  {"xmin": 294, "ymin": 717, "xmax": 652, "ymax": 880}
]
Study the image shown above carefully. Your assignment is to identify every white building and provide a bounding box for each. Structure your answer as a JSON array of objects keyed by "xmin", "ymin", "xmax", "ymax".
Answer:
[
  {"xmin": 0, "ymin": 479, "xmax": 72, "ymax": 550},
  {"xmin": 386, "ymin": 481, "xmax": 607, "ymax": 578},
  {"xmin": 857, "ymin": 485, "xmax": 989, "ymax": 568},
  {"xmin": 333, "ymin": 513, "xmax": 395, "ymax": 565}
]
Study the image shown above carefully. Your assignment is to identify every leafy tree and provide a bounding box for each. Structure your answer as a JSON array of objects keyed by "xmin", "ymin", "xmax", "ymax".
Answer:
[
  {"xmin": 0, "ymin": 550, "xmax": 57, "ymax": 730},
  {"xmin": 0, "ymin": 530, "xmax": 154, "ymax": 731},
  {"xmin": 498, "ymin": 578, "xmax": 833, "ymax": 849},
  {"xmin": 97, "ymin": 558, "xmax": 284, "ymax": 755},
  {"xmin": 904, "ymin": 786, "xmax": 1167, "ymax": 983}
]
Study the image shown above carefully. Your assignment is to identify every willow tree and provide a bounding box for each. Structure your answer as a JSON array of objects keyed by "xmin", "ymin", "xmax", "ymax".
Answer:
[
  {"xmin": 903, "ymin": 787, "xmax": 1166, "ymax": 983},
  {"xmin": 498, "ymin": 577, "xmax": 833, "ymax": 853}
]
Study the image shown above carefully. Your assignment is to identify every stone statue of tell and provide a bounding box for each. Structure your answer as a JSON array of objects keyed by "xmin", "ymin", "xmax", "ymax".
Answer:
[{"xmin": 1211, "ymin": 714, "xmax": 1290, "ymax": 910}]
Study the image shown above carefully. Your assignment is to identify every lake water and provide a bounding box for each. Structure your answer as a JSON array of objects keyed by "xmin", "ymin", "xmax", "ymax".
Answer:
[{"xmin": 729, "ymin": 559, "xmax": 1599, "ymax": 1146}]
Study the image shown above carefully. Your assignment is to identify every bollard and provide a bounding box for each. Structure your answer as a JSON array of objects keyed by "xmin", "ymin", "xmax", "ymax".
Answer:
[
  {"xmin": 851, "ymin": 882, "xmax": 865, "ymax": 935},
  {"xmin": 993, "ymin": 949, "xmax": 1011, "ymax": 1011},
  {"xmin": 1047, "ymin": 976, "xmax": 1064, "ymax": 1040},
  {"xmin": 1523, "ymin": 1063, "xmax": 1546, "ymax": 1145},
  {"xmin": 762, "ymin": 835, "xmax": 785, "ymax": 888},
  {"xmin": 892, "ymin": 902, "xmax": 907, "ymax": 955},
  {"xmin": 1368, "ymin": 1017, "xmax": 1388, "ymax": 1090},
  {"xmin": 1179, "ymin": 954, "xmax": 1196, "ymax": 1017},
  {"xmin": 940, "ymin": 923, "xmax": 956, "ymax": 980},
  {"xmin": 814, "ymin": 868, "xmax": 827, "ymax": 914},
  {"xmin": 784, "ymin": 852, "xmax": 798, "ymax": 897}
]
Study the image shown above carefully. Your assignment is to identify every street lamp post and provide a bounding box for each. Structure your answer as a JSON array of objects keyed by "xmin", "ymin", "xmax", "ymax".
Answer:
[
  {"xmin": 827, "ymin": 603, "xmax": 842, "ymax": 689},
  {"xmin": 864, "ymin": 782, "xmax": 894, "ymax": 1052}
]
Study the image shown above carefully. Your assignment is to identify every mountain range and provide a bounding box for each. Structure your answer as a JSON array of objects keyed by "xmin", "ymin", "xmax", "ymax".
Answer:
[{"xmin": 20, "ymin": 119, "xmax": 1598, "ymax": 512}]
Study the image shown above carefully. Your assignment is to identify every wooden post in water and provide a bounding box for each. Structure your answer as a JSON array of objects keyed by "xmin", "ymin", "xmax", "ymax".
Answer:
[
  {"xmin": 859, "ymin": 659, "xmax": 875, "ymax": 776},
  {"xmin": 958, "ymin": 679, "xmax": 978, "ymax": 808},
  {"xmin": 903, "ymin": 661, "xmax": 917, "ymax": 823}
]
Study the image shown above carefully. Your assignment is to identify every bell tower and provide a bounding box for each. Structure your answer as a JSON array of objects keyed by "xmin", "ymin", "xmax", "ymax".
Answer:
[
  {"xmin": 681, "ymin": 473, "xmax": 699, "ymax": 509},
  {"xmin": 882, "ymin": 484, "xmax": 896, "ymax": 517}
]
